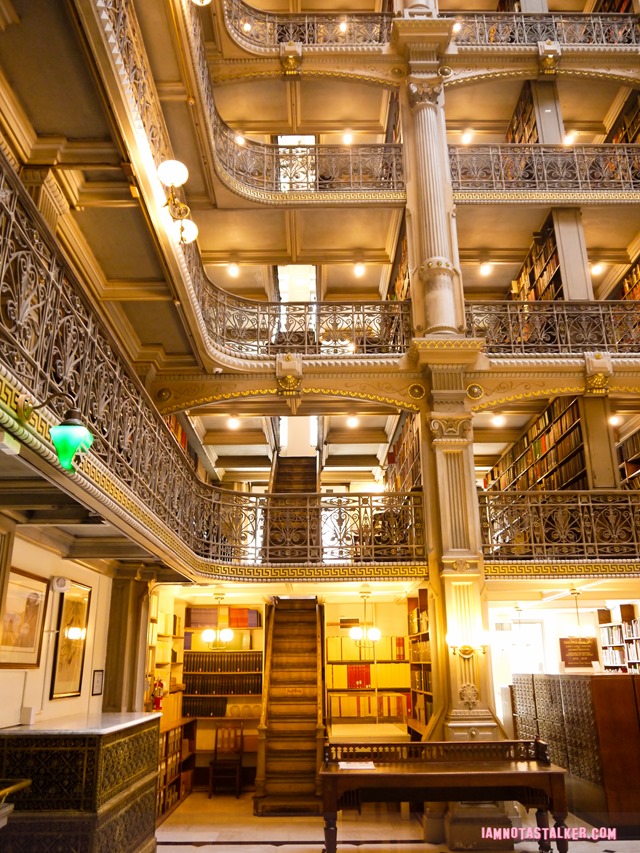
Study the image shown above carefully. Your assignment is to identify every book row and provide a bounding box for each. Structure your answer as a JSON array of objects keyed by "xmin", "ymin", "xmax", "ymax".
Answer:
[
  {"xmin": 328, "ymin": 691, "xmax": 410, "ymax": 720},
  {"xmin": 410, "ymin": 640, "xmax": 431, "ymax": 663},
  {"xmin": 411, "ymin": 668, "xmax": 433, "ymax": 692},
  {"xmin": 182, "ymin": 696, "xmax": 230, "ymax": 717},
  {"xmin": 183, "ymin": 673, "xmax": 262, "ymax": 696},
  {"xmin": 183, "ymin": 651, "xmax": 263, "ymax": 673},
  {"xmin": 325, "ymin": 662, "xmax": 410, "ymax": 691},
  {"xmin": 408, "ymin": 607, "xmax": 429, "ymax": 636},
  {"xmin": 623, "ymin": 618, "xmax": 640, "ymax": 639},
  {"xmin": 325, "ymin": 635, "xmax": 407, "ymax": 662},
  {"xmin": 600, "ymin": 624, "xmax": 624, "ymax": 646}
]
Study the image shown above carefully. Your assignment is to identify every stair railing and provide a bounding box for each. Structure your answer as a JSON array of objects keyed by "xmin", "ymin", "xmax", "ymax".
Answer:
[
  {"xmin": 315, "ymin": 600, "xmax": 326, "ymax": 796},
  {"xmin": 254, "ymin": 601, "xmax": 276, "ymax": 802}
]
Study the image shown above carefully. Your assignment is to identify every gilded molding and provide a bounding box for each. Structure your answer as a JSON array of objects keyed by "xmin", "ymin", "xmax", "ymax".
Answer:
[
  {"xmin": 485, "ymin": 562, "xmax": 640, "ymax": 579},
  {"xmin": 453, "ymin": 190, "xmax": 639, "ymax": 205}
]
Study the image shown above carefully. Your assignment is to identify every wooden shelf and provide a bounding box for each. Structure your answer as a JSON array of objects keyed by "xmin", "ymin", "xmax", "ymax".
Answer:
[
  {"xmin": 510, "ymin": 214, "xmax": 563, "ymax": 302},
  {"xmin": 505, "ymin": 81, "xmax": 538, "ymax": 145}
]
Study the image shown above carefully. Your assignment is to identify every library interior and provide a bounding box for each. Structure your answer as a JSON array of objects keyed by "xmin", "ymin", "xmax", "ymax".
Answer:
[{"xmin": 0, "ymin": 0, "xmax": 639, "ymax": 850}]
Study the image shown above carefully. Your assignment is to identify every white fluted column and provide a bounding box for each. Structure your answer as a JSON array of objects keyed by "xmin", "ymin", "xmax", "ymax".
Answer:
[{"xmin": 407, "ymin": 81, "xmax": 462, "ymax": 335}]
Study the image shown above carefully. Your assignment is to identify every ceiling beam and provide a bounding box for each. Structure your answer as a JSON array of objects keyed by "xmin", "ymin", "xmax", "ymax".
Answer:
[
  {"xmin": 203, "ymin": 430, "xmax": 268, "ymax": 446},
  {"xmin": 325, "ymin": 428, "xmax": 388, "ymax": 444},
  {"xmin": 473, "ymin": 428, "xmax": 521, "ymax": 444},
  {"xmin": 68, "ymin": 538, "xmax": 153, "ymax": 560},
  {"xmin": 215, "ymin": 455, "xmax": 272, "ymax": 469},
  {"xmin": 324, "ymin": 454, "xmax": 380, "ymax": 469}
]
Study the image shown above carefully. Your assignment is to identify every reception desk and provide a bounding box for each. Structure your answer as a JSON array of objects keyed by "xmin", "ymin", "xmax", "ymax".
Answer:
[{"xmin": 0, "ymin": 712, "xmax": 161, "ymax": 853}]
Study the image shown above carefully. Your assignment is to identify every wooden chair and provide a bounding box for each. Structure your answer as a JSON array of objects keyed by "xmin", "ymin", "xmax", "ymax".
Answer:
[{"xmin": 208, "ymin": 722, "xmax": 244, "ymax": 798}]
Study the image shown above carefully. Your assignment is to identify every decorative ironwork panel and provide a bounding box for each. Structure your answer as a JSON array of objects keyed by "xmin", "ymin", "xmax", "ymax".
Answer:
[
  {"xmin": 213, "ymin": 107, "xmax": 405, "ymax": 195},
  {"xmin": 97, "ymin": 722, "xmax": 159, "ymax": 808},
  {"xmin": 0, "ymin": 140, "xmax": 421, "ymax": 571},
  {"xmin": 559, "ymin": 676, "xmax": 602, "ymax": 785},
  {"xmin": 325, "ymin": 740, "xmax": 541, "ymax": 764},
  {"xmin": 479, "ymin": 491, "xmax": 640, "ymax": 561},
  {"xmin": 447, "ymin": 13, "xmax": 640, "ymax": 46},
  {"xmin": 450, "ymin": 144, "xmax": 640, "ymax": 193},
  {"xmin": 224, "ymin": 0, "xmax": 393, "ymax": 48},
  {"xmin": 465, "ymin": 300, "xmax": 640, "ymax": 356}
]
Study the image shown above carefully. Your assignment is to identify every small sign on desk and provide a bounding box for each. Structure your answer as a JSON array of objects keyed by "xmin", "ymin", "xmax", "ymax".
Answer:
[
  {"xmin": 559, "ymin": 637, "xmax": 599, "ymax": 668},
  {"xmin": 338, "ymin": 761, "xmax": 375, "ymax": 770}
]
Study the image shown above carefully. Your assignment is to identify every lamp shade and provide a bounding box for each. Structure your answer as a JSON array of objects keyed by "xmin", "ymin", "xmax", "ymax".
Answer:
[
  {"xmin": 157, "ymin": 159, "xmax": 189, "ymax": 187},
  {"xmin": 170, "ymin": 217, "xmax": 198, "ymax": 245},
  {"xmin": 49, "ymin": 409, "xmax": 94, "ymax": 470}
]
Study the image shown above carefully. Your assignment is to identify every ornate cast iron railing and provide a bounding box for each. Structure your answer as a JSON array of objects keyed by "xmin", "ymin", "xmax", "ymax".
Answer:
[
  {"xmin": 449, "ymin": 144, "xmax": 640, "ymax": 194},
  {"xmin": 0, "ymin": 151, "xmax": 423, "ymax": 569},
  {"xmin": 223, "ymin": 0, "xmax": 393, "ymax": 49},
  {"xmin": 199, "ymin": 291, "xmax": 411, "ymax": 357},
  {"xmin": 446, "ymin": 13, "xmax": 640, "ymax": 46},
  {"xmin": 213, "ymin": 107, "xmax": 405, "ymax": 196},
  {"xmin": 479, "ymin": 491, "xmax": 640, "ymax": 561},
  {"xmin": 325, "ymin": 740, "xmax": 548, "ymax": 764},
  {"xmin": 465, "ymin": 301, "xmax": 640, "ymax": 356}
]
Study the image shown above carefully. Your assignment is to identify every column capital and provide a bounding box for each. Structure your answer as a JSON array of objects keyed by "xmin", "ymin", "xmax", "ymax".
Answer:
[
  {"xmin": 408, "ymin": 79, "xmax": 442, "ymax": 110},
  {"xmin": 429, "ymin": 414, "xmax": 472, "ymax": 444}
]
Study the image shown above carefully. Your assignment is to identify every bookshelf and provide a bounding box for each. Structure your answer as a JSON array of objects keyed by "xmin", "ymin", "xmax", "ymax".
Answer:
[
  {"xmin": 606, "ymin": 91, "xmax": 640, "ymax": 145},
  {"xmin": 599, "ymin": 606, "xmax": 640, "ymax": 673},
  {"xmin": 484, "ymin": 397, "xmax": 586, "ymax": 492},
  {"xmin": 510, "ymin": 214, "xmax": 563, "ymax": 302},
  {"xmin": 156, "ymin": 717, "xmax": 196, "ymax": 824},
  {"xmin": 325, "ymin": 622, "xmax": 410, "ymax": 722},
  {"xmin": 388, "ymin": 217, "xmax": 409, "ymax": 301},
  {"xmin": 146, "ymin": 591, "xmax": 187, "ymax": 723},
  {"xmin": 622, "ymin": 617, "xmax": 640, "ymax": 674},
  {"xmin": 612, "ymin": 252, "xmax": 640, "ymax": 302},
  {"xmin": 386, "ymin": 413, "xmax": 422, "ymax": 493},
  {"xmin": 407, "ymin": 588, "xmax": 433, "ymax": 737},
  {"xmin": 617, "ymin": 425, "xmax": 640, "ymax": 488},
  {"xmin": 599, "ymin": 622, "xmax": 627, "ymax": 671},
  {"xmin": 594, "ymin": 0, "xmax": 634, "ymax": 14},
  {"xmin": 505, "ymin": 82, "xmax": 538, "ymax": 145}
]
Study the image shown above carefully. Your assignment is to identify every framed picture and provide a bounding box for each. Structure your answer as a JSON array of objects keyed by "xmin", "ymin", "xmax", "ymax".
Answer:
[
  {"xmin": 50, "ymin": 582, "xmax": 91, "ymax": 699},
  {"xmin": 91, "ymin": 668, "xmax": 104, "ymax": 696},
  {"xmin": 0, "ymin": 569, "xmax": 50, "ymax": 668}
]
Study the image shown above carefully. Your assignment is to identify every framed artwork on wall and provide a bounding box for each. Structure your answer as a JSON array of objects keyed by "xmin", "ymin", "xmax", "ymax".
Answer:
[
  {"xmin": 0, "ymin": 569, "xmax": 50, "ymax": 668},
  {"xmin": 50, "ymin": 582, "xmax": 92, "ymax": 699},
  {"xmin": 91, "ymin": 668, "xmax": 104, "ymax": 696}
]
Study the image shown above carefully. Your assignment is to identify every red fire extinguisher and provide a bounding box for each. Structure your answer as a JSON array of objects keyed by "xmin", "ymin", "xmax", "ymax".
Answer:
[{"xmin": 153, "ymin": 678, "xmax": 164, "ymax": 711}]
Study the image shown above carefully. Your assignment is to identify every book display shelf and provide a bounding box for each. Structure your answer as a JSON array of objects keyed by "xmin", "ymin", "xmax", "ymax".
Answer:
[
  {"xmin": 510, "ymin": 214, "xmax": 563, "ymax": 302},
  {"xmin": 505, "ymin": 81, "xmax": 539, "ymax": 145},
  {"xmin": 407, "ymin": 588, "xmax": 433, "ymax": 738},
  {"xmin": 484, "ymin": 397, "xmax": 586, "ymax": 492},
  {"xmin": 386, "ymin": 413, "xmax": 421, "ymax": 493},
  {"xmin": 156, "ymin": 717, "xmax": 196, "ymax": 824},
  {"xmin": 616, "ymin": 425, "xmax": 640, "ymax": 488},
  {"xmin": 599, "ymin": 605, "xmax": 640, "ymax": 673}
]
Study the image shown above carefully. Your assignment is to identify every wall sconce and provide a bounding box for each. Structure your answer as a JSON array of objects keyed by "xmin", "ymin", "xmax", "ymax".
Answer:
[
  {"xmin": 64, "ymin": 626, "xmax": 87, "ymax": 641},
  {"xmin": 17, "ymin": 393, "xmax": 94, "ymax": 471},
  {"xmin": 349, "ymin": 587, "xmax": 381, "ymax": 648},
  {"xmin": 202, "ymin": 593, "xmax": 234, "ymax": 648},
  {"xmin": 446, "ymin": 631, "xmax": 489, "ymax": 659},
  {"xmin": 157, "ymin": 159, "xmax": 198, "ymax": 245}
]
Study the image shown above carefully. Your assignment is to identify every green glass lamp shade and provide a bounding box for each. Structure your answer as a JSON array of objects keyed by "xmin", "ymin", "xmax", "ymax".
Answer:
[{"xmin": 49, "ymin": 409, "xmax": 94, "ymax": 470}]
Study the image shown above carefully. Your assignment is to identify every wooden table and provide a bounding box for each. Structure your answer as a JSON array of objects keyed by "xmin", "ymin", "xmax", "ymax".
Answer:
[{"xmin": 320, "ymin": 740, "xmax": 569, "ymax": 853}]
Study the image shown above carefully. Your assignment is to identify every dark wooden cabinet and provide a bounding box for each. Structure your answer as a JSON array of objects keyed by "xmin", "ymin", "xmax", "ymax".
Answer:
[{"xmin": 512, "ymin": 673, "xmax": 640, "ymax": 835}]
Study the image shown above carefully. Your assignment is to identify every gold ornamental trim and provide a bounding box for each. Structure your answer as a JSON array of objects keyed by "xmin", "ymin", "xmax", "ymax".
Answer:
[
  {"xmin": 453, "ymin": 190, "xmax": 639, "ymax": 205},
  {"xmin": 470, "ymin": 385, "xmax": 584, "ymax": 411},
  {"xmin": 412, "ymin": 339, "xmax": 484, "ymax": 351},
  {"xmin": 485, "ymin": 562, "xmax": 640, "ymax": 579}
]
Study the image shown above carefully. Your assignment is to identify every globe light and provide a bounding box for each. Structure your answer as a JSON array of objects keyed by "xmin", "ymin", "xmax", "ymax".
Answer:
[
  {"xmin": 49, "ymin": 409, "xmax": 94, "ymax": 471},
  {"xmin": 157, "ymin": 159, "xmax": 189, "ymax": 188},
  {"xmin": 170, "ymin": 217, "xmax": 198, "ymax": 245}
]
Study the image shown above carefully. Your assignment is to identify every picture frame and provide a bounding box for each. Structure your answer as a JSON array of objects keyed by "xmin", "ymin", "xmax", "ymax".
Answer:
[
  {"xmin": 0, "ymin": 569, "xmax": 50, "ymax": 668},
  {"xmin": 91, "ymin": 668, "xmax": 104, "ymax": 696},
  {"xmin": 50, "ymin": 582, "xmax": 92, "ymax": 699}
]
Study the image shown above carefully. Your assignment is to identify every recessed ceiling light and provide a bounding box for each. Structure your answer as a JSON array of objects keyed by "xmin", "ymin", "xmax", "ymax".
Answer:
[
  {"xmin": 590, "ymin": 263, "xmax": 605, "ymax": 276},
  {"xmin": 235, "ymin": 134, "xmax": 245, "ymax": 146},
  {"xmin": 339, "ymin": 20, "xmax": 348, "ymax": 33},
  {"xmin": 242, "ymin": 21, "xmax": 252, "ymax": 32},
  {"xmin": 191, "ymin": 0, "xmax": 212, "ymax": 5},
  {"xmin": 563, "ymin": 130, "xmax": 577, "ymax": 145},
  {"xmin": 461, "ymin": 129, "xmax": 474, "ymax": 145},
  {"xmin": 491, "ymin": 414, "xmax": 507, "ymax": 427},
  {"xmin": 227, "ymin": 263, "xmax": 240, "ymax": 278},
  {"xmin": 354, "ymin": 263, "xmax": 365, "ymax": 278},
  {"xmin": 343, "ymin": 132, "xmax": 353, "ymax": 145},
  {"xmin": 609, "ymin": 415, "xmax": 622, "ymax": 426},
  {"xmin": 479, "ymin": 262, "xmax": 493, "ymax": 277},
  {"xmin": 228, "ymin": 417, "xmax": 240, "ymax": 430},
  {"xmin": 347, "ymin": 416, "xmax": 359, "ymax": 428}
]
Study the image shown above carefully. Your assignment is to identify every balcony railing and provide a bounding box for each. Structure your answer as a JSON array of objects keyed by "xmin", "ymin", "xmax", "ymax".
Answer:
[
  {"xmin": 446, "ymin": 13, "xmax": 640, "ymax": 46},
  {"xmin": 223, "ymin": 0, "xmax": 393, "ymax": 49},
  {"xmin": 449, "ymin": 144, "xmax": 640, "ymax": 195},
  {"xmin": 213, "ymin": 107, "xmax": 405, "ymax": 198},
  {"xmin": 200, "ymin": 293, "xmax": 411, "ymax": 358},
  {"xmin": 0, "ymin": 148, "xmax": 421, "ymax": 572},
  {"xmin": 465, "ymin": 301, "xmax": 640, "ymax": 356},
  {"xmin": 479, "ymin": 491, "xmax": 640, "ymax": 561}
]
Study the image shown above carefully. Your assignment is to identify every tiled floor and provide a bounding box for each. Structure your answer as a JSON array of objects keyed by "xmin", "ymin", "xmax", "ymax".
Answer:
[{"xmin": 156, "ymin": 791, "xmax": 636, "ymax": 853}]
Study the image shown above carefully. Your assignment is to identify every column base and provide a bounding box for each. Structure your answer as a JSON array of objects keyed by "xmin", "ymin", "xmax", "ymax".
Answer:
[
  {"xmin": 445, "ymin": 801, "xmax": 514, "ymax": 851},
  {"xmin": 444, "ymin": 712, "xmax": 501, "ymax": 741}
]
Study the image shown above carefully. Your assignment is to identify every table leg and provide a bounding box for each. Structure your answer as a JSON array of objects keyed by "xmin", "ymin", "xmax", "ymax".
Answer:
[
  {"xmin": 323, "ymin": 813, "xmax": 337, "ymax": 853},
  {"xmin": 552, "ymin": 812, "xmax": 569, "ymax": 853},
  {"xmin": 535, "ymin": 808, "xmax": 551, "ymax": 853}
]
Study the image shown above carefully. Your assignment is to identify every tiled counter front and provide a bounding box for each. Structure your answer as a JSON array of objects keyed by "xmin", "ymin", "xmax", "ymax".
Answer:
[{"xmin": 0, "ymin": 713, "xmax": 160, "ymax": 853}]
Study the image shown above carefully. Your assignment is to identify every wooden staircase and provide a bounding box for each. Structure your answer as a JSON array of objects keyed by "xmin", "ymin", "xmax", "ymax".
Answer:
[
  {"xmin": 264, "ymin": 457, "xmax": 321, "ymax": 563},
  {"xmin": 253, "ymin": 598, "xmax": 323, "ymax": 816}
]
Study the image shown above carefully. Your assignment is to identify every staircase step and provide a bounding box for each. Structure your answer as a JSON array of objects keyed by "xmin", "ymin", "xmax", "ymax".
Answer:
[
  {"xmin": 267, "ymin": 738, "xmax": 317, "ymax": 753},
  {"xmin": 253, "ymin": 794, "xmax": 322, "ymax": 816},
  {"xmin": 274, "ymin": 610, "xmax": 317, "ymax": 623},
  {"xmin": 269, "ymin": 685, "xmax": 317, "ymax": 700},
  {"xmin": 270, "ymin": 669, "xmax": 316, "ymax": 685},
  {"xmin": 268, "ymin": 702, "xmax": 318, "ymax": 717},
  {"xmin": 272, "ymin": 654, "xmax": 317, "ymax": 669},
  {"xmin": 268, "ymin": 719, "xmax": 317, "ymax": 734},
  {"xmin": 263, "ymin": 778, "xmax": 318, "ymax": 796},
  {"xmin": 274, "ymin": 599, "xmax": 317, "ymax": 610},
  {"xmin": 266, "ymin": 756, "xmax": 317, "ymax": 775}
]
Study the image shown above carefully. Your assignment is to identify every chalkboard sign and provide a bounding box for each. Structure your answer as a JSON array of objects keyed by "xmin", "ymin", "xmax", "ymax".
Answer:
[{"xmin": 559, "ymin": 636, "xmax": 599, "ymax": 668}]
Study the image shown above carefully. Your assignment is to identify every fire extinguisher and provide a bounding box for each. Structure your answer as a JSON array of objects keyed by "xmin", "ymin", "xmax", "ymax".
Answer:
[{"xmin": 153, "ymin": 678, "xmax": 164, "ymax": 711}]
